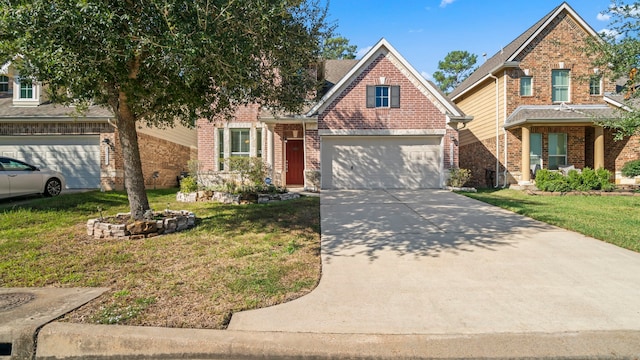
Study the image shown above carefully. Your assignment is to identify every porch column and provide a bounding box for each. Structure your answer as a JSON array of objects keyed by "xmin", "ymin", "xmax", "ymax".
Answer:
[
  {"xmin": 594, "ymin": 126, "xmax": 605, "ymax": 169},
  {"xmin": 266, "ymin": 124, "xmax": 275, "ymax": 178},
  {"xmin": 521, "ymin": 126, "xmax": 531, "ymax": 183}
]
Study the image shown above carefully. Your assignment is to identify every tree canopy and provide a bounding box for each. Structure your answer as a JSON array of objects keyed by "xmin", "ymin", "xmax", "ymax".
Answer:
[
  {"xmin": 585, "ymin": 0, "xmax": 640, "ymax": 140},
  {"xmin": 432, "ymin": 50, "xmax": 478, "ymax": 94},
  {"xmin": 321, "ymin": 36, "xmax": 357, "ymax": 59},
  {"xmin": 0, "ymin": 0, "xmax": 330, "ymax": 219}
]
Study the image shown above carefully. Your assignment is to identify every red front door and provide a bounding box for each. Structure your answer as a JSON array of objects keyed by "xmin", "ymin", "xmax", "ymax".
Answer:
[{"xmin": 286, "ymin": 140, "xmax": 304, "ymax": 185}]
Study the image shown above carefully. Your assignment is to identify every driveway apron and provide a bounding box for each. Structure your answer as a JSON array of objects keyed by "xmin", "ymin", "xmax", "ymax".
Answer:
[{"xmin": 228, "ymin": 190, "xmax": 640, "ymax": 334}]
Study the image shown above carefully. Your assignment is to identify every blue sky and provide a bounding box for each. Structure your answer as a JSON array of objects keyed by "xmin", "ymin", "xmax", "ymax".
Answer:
[{"xmin": 326, "ymin": 0, "xmax": 615, "ymax": 79}]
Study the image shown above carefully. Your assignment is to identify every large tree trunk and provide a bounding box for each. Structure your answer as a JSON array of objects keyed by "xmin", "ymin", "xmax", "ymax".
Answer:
[{"xmin": 116, "ymin": 90, "xmax": 150, "ymax": 220}]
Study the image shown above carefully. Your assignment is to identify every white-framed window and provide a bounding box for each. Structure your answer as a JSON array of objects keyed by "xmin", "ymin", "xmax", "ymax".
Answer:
[
  {"xmin": 548, "ymin": 133, "xmax": 567, "ymax": 170},
  {"xmin": 218, "ymin": 128, "xmax": 225, "ymax": 171},
  {"xmin": 552, "ymin": 70, "xmax": 570, "ymax": 102},
  {"xmin": 0, "ymin": 75, "xmax": 8, "ymax": 92},
  {"xmin": 366, "ymin": 85, "xmax": 400, "ymax": 108},
  {"xmin": 589, "ymin": 75, "xmax": 602, "ymax": 95},
  {"xmin": 19, "ymin": 80, "xmax": 33, "ymax": 99},
  {"xmin": 256, "ymin": 129, "xmax": 262, "ymax": 158},
  {"xmin": 230, "ymin": 129, "xmax": 250, "ymax": 157},
  {"xmin": 520, "ymin": 76, "xmax": 532, "ymax": 96}
]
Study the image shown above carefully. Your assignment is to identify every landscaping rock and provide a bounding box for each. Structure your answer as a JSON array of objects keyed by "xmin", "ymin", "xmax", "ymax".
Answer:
[{"xmin": 87, "ymin": 211, "xmax": 196, "ymax": 240}]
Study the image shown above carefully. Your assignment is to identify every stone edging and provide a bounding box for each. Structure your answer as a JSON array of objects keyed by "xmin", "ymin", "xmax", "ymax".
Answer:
[
  {"xmin": 176, "ymin": 191, "xmax": 300, "ymax": 204},
  {"xmin": 87, "ymin": 210, "xmax": 196, "ymax": 240}
]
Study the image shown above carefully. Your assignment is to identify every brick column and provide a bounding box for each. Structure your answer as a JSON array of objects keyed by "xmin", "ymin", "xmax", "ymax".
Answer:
[
  {"xmin": 594, "ymin": 126, "xmax": 604, "ymax": 169},
  {"xmin": 521, "ymin": 126, "xmax": 531, "ymax": 183}
]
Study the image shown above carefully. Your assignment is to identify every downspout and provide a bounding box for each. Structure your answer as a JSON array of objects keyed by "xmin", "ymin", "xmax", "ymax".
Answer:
[
  {"xmin": 302, "ymin": 120, "xmax": 307, "ymax": 190},
  {"xmin": 488, "ymin": 72, "xmax": 499, "ymax": 187},
  {"xmin": 503, "ymin": 70, "xmax": 508, "ymax": 188}
]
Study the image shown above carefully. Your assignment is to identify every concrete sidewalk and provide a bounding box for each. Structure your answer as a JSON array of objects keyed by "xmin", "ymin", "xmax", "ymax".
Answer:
[{"xmin": 29, "ymin": 190, "xmax": 640, "ymax": 358}]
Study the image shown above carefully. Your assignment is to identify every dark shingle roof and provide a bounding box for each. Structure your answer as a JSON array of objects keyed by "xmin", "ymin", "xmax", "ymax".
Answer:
[
  {"xmin": 504, "ymin": 104, "xmax": 619, "ymax": 128},
  {"xmin": 450, "ymin": 2, "xmax": 570, "ymax": 99},
  {"xmin": 0, "ymin": 95, "xmax": 112, "ymax": 119}
]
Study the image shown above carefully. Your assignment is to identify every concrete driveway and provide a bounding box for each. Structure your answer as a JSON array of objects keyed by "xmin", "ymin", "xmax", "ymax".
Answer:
[{"xmin": 229, "ymin": 189, "xmax": 640, "ymax": 334}]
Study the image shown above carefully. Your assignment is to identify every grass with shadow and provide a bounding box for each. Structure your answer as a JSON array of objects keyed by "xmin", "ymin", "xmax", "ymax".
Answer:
[
  {"xmin": 463, "ymin": 189, "xmax": 640, "ymax": 252},
  {"xmin": 0, "ymin": 189, "xmax": 320, "ymax": 329}
]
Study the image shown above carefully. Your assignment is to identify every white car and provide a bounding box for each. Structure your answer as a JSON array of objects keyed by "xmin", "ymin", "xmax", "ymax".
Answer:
[{"xmin": 0, "ymin": 156, "xmax": 66, "ymax": 199}]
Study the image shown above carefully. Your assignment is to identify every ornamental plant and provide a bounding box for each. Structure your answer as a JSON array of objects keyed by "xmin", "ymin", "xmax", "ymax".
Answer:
[{"xmin": 621, "ymin": 159, "xmax": 640, "ymax": 178}]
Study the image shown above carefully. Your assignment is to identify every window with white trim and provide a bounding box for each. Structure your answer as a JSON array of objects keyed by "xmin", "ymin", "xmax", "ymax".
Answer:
[
  {"xmin": 520, "ymin": 76, "xmax": 532, "ymax": 96},
  {"xmin": 548, "ymin": 133, "xmax": 567, "ymax": 170},
  {"xmin": 552, "ymin": 70, "xmax": 570, "ymax": 102},
  {"xmin": 0, "ymin": 75, "xmax": 8, "ymax": 92},
  {"xmin": 230, "ymin": 129, "xmax": 250, "ymax": 157},
  {"xmin": 589, "ymin": 75, "xmax": 602, "ymax": 95},
  {"xmin": 218, "ymin": 128, "xmax": 224, "ymax": 171},
  {"xmin": 366, "ymin": 85, "xmax": 400, "ymax": 108}
]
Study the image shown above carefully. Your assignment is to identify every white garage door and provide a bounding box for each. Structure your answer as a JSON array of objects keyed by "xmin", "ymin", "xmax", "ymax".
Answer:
[
  {"xmin": 321, "ymin": 136, "xmax": 442, "ymax": 189},
  {"xmin": 0, "ymin": 135, "xmax": 101, "ymax": 189}
]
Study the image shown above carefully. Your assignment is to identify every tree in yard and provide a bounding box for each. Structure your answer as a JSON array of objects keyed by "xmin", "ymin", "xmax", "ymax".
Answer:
[
  {"xmin": 321, "ymin": 36, "xmax": 357, "ymax": 59},
  {"xmin": 585, "ymin": 0, "xmax": 640, "ymax": 140},
  {"xmin": 0, "ymin": 0, "xmax": 329, "ymax": 219},
  {"xmin": 433, "ymin": 50, "xmax": 478, "ymax": 94}
]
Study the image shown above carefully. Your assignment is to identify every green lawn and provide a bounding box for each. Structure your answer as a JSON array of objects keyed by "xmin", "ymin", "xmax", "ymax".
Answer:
[
  {"xmin": 0, "ymin": 189, "xmax": 320, "ymax": 329},
  {"xmin": 463, "ymin": 189, "xmax": 640, "ymax": 253}
]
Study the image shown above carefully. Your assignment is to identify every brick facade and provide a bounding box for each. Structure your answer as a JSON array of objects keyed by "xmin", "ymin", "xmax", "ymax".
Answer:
[{"xmin": 455, "ymin": 6, "xmax": 640, "ymax": 186}]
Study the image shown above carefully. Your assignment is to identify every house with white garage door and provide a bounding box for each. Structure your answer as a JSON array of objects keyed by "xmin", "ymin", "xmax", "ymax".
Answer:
[
  {"xmin": 197, "ymin": 38, "xmax": 472, "ymax": 190},
  {"xmin": 0, "ymin": 62, "xmax": 197, "ymax": 190}
]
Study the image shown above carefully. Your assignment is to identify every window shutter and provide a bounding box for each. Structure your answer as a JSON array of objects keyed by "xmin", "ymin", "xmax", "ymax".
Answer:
[
  {"xmin": 390, "ymin": 86, "xmax": 400, "ymax": 108},
  {"xmin": 366, "ymin": 85, "xmax": 375, "ymax": 108}
]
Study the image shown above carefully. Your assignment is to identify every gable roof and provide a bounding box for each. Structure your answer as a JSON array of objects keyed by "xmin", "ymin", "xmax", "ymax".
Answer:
[
  {"xmin": 306, "ymin": 38, "xmax": 469, "ymax": 120},
  {"xmin": 450, "ymin": 2, "xmax": 601, "ymax": 101}
]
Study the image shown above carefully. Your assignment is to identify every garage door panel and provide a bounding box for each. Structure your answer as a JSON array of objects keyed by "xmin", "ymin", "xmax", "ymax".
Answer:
[
  {"xmin": 322, "ymin": 136, "xmax": 442, "ymax": 190},
  {"xmin": 0, "ymin": 135, "xmax": 100, "ymax": 189}
]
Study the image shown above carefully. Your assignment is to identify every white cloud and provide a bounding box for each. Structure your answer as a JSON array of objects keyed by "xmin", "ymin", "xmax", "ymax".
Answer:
[
  {"xmin": 356, "ymin": 46, "xmax": 373, "ymax": 59},
  {"xmin": 440, "ymin": 0, "xmax": 455, "ymax": 8},
  {"xmin": 421, "ymin": 71, "xmax": 432, "ymax": 80},
  {"xmin": 597, "ymin": 13, "xmax": 610, "ymax": 21}
]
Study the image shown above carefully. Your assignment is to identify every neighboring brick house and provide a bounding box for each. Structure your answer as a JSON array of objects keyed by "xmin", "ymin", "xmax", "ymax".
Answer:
[
  {"xmin": 450, "ymin": 2, "xmax": 638, "ymax": 187},
  {"xmin": 197, "ymin": 39, "xmax": 471, "ymax": 189},
  {"xmin": 0, "ymin": 62, "xmax": 197, "ymax": 190}
]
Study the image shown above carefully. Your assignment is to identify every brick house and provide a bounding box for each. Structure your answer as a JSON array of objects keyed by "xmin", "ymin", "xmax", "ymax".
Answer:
[
  {"xmin": 0, "ymin": 62, "xmax": 197, "ymax": 190},
  {"xmin": 197, "ymin": 39, "xmax": 471, "ymax": 189},
  {"xmin": 450, "ymin": 2, "xmax": 638, "ymax": 187}
]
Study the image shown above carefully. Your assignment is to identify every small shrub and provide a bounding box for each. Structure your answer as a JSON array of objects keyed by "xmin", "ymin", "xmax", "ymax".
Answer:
[
  {"xmin": 535, "ymin": 168, "xmax": 613, "ymax": 192},
  {"xmin": 228, "ymin": 157, "xmax": 268, "ymax": 186},
  {"xmin": 621, "ymin": 159, "xmax": 640, "ymax": 178},
  {"xmin": 179, "ymin": 176, "xmax": 198, "ymax": 193},
  {"xmin": 448, "ymin": 168, "xmax": 472, "ymax": 187}
]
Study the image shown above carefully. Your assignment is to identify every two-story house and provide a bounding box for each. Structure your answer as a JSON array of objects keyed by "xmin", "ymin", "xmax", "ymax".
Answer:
[
  {"xmin": 0, "ymin": 61, "xmax": 197, "ymax": 190},
  {"xmin": 197, "ymin": 39, "xmax": 471, "ymax": 190},
  {"xmin": 450, "ymin": 2, "xmax": 638, "ymax": 187}
]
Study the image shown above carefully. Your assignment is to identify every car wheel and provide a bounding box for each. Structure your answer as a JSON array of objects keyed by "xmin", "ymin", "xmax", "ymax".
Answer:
[{"xmin": 44, "ymin": 178, "xmax": 62, "ymax": 197}]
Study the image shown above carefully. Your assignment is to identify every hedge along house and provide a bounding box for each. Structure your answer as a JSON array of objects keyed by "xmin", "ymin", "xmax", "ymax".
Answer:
[
  {"xmin": 0, "ymin": 61, "xmax": 197, "ymax": 190},
  {"xmin": 449, "ymin": 2, "xmax": 638, "ymax": 187},
  {"xmin": 197, "ymin": 39, "xmax": 471, "ymax": 190}
]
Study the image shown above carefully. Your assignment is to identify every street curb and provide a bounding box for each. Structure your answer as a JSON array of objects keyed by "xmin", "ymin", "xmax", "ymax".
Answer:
[{"xmin": 36, "ymin": 323, "xmax": 640, "ymax": 359}]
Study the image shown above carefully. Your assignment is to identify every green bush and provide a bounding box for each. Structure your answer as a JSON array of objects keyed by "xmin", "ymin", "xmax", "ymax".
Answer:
[
  {"xmin": 228, "ymin": 157, "xmax": 267, "ymax": 186},
  {"xmin": 535, "ymin": 168, "xmax": 613, "ymax": 192},
  {"xmin": 621, "ymin": 159, "xmax": 640, "ymax": 177},
  {"xmin": 448, "ymin": 168, "xmax": 472, "ymax": 187},
  {"xmin": 180, "ymin": 176, "xmax": 198, "ymax": 193}
]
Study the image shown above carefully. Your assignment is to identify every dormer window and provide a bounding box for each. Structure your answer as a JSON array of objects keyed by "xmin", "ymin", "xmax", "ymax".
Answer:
[
  {"xmin": 0, "ymin": 75, "xmax": 8, "ymax": 92},
  {"xmin": 12, "ymin": 76, "xmax": 40, "ymax": 106},
  {"xmin": 19, "ymin": 81, "xmax": 33, "ymax": 99},
  {"xmin": 366, "ymin": 85, "xmax": 400, "ymax": 108}
]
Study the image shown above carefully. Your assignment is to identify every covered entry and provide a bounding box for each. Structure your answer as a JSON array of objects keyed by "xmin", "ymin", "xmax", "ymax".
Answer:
[{"xmin": 321, "ymin": 136, "xmax": 442, "ymax": 189}]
